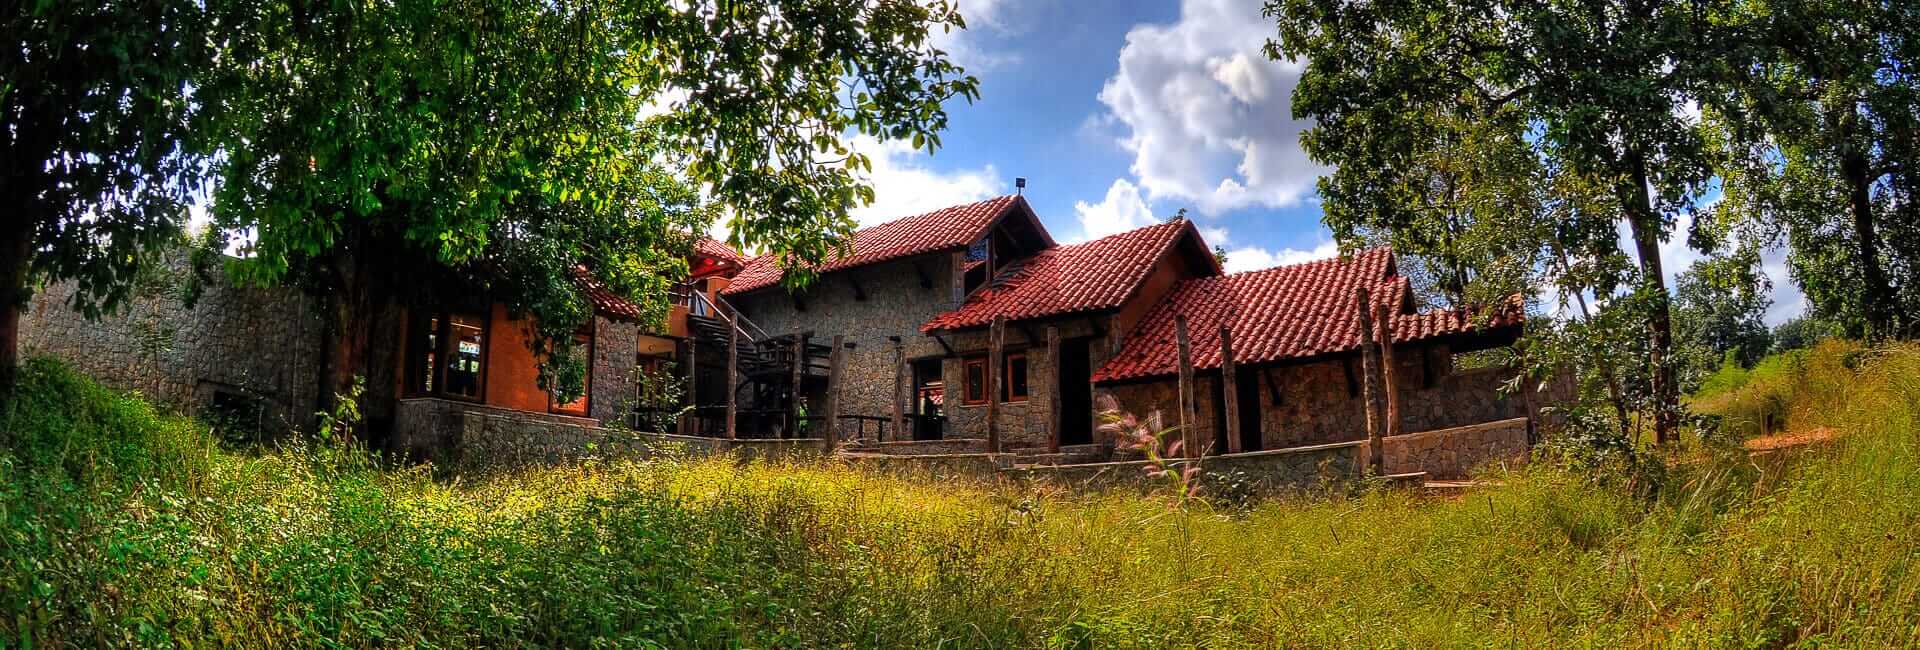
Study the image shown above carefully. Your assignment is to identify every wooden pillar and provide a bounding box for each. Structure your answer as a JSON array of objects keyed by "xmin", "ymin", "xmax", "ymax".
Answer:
[
  {"xmin": 891, "ymin": 336, "xmax": 906, "ymax": 443},
  {"xmin": 823, "ymin": 335, "xmax": 845, "ymax": 452},
  {"xmin": 1375, "ymin": 301, "xmax": 1400, "ymax": 440},
  {"xmin": 1046, "ymin": 324, "xmax": 1062, "ymax": 454},
  {"xmin": 986, "ymin": 315, "xmax": 1004, "ymax": 452},
  {"xmin": 684, "ymin": 337, "xmax": 699, "ymax": 436},
  {"xmin": 1355, "ymin": 287, "xmax": 1384, "ymax": 474},
  {"xmin": 725, "ymin": 322, "xmax": 738, "ymax": 439},
  {"xmin": 1220, "ymin": 325, "xmax": 1242, "ymax": 455},
  {"xmin": 1175, "ymin": 315, "xmax": 1197, "ymax": 459},
  {"xmin": 790, "ymin": 330, "xmax": 805, "ymax": 439}
]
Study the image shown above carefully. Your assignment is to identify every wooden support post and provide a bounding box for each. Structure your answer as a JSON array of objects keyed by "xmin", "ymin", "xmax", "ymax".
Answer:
[
  {"xmin": 1355, "ymin": 287, "xmax": 1384, "ymax": 474},
  {"xmin": 1046, "ymin": 324, "xmax": 1062, "ymax": 454},
  {"xmin": 823, "ymin": 335, "xmax": 845, "ymax": 452},
  {"xmin": 684, "ymin": 337, "xmax": 699, "ymax": 436},
  {"xmin": 1375, "ymin": 301, "xmax": 1400, "ymax": 440},
  {"xmin": 725, "ymin": 323, "xmax": 738, "ymax": 440},
  {"xmin": 1175, "ymin": 315, "xmax": 1197, "ymax": 459},
  {"xmin": 891, "ymin": 336, "xmax": 906, "ymax": 443},
  {"xmin": 1220, "ymin": 325, "xmax": 1242, "ymax": 455},
  {"xmin": 986, "ymin": 316, "xmax": 1004, "ymax": 453},
  {"xmin": 790, "ymin": 330, "xmax": 805, "ymax": 438}
]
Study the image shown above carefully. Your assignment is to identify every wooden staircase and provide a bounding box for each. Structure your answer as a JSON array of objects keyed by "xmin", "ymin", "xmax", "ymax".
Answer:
[{"xmin": 682, "ymin": 299, "xmax": 833, "ymax": 437}]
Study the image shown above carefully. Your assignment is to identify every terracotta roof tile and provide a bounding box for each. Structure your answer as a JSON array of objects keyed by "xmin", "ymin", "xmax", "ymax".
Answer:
[
  {"xmin": 722, "ymin": 195, "xmax": 1026, "ymax": 295},
  {"xmin": 572, "ymin": 266, "xmax": 644, "ymax": 322},
  {"xmin": 694, "ymin": 237, "xmax": 744, "ymax": 266},
  {"xmin": 921, "ymin": 220, "xmax": 1207, "ymax": 332},
  {"xmin": 1090, "ymin": 248, "xmax": 1524, "ymax": 383}
]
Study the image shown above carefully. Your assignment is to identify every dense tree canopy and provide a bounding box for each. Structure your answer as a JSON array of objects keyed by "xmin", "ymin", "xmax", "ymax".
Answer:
[
  {"xmin": 1268, "ymin": 0, "xmax": 1725, "ymax": 442},
  {"xmin": 1671, "ymin": 247, "xmax": 1774, "ymax": 388},
  {"xmin": 1, "ymin": 0, "xmax": 208, "ymax": 407},
  {"xmin": 191, "ymin": 0, "xmax": 979, "ymax": 410}
]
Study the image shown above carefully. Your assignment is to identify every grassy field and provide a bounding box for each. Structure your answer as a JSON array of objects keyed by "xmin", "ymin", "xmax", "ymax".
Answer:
[{"xmin": 3, "ymin": 340, "xmax": 1917, "ymax": 647}]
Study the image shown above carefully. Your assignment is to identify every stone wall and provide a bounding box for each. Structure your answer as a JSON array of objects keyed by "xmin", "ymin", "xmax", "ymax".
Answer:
[
  {"xmin": 392, "ymin": 397, "xmax": 822, "ymax": 472},
  {"xmin": 1376, "ymin": 417, "xmax": 1530, "ymax": 479},
  {"xmin": 728, "ymin": 252, "xmax": 958, "ymax": 430},
  {"xmin": 938, "ymin": 318, "xmax": 1111, "ymax": 449},
  {"xmin": 1008, "ymin": 440, "xmax": 1365, "ymax": 494},
  {"xmin": 19, "ymin": 256, "xmax": 326, "ymax": 435},
  {"xmin": 588, "ymin": 315, "xmax": 640, "ymax": 424}
]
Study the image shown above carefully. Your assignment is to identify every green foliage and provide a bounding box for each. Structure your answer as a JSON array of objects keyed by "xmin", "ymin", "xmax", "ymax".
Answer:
[
  {"xmin": 9, "ymin": 348, "xmax": 1920, "ymax": 645},
  {"xmin": 1772, "ymin": 315, "xmax": 1845, "ymax": 353},
  {"xmin": 1672, "ymin": 247, "xmax": 1774, "ymax": 390}
]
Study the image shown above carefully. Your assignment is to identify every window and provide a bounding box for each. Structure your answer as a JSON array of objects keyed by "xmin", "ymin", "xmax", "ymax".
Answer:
[
  {"xmin": 962, "ymin": 357, "xmax": 988, "ymax": 405},
  {"xmin": 962, "ymin": 352, "xmax": 1027, "ymax": 405},
  {"xmin": 1002, "ymin": 352, "xmax": 1028, "ymax": 402},
  {"xmin": 406, "ymin": 310, "xmax": 488, "ymax": 401}
]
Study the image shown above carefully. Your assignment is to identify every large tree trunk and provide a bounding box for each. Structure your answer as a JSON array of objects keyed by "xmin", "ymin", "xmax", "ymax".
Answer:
[
  {"xmin": 1622, "ymin": 156, "xmax": 1679, "ymax": 446},
  {"xmin": 1837, "ymin": 125, "xmax": 1895, "ymax": 339},
  {"xmin": 318, "ymin": 247, "xmax": 376, "ymax": 438},
  {"xmin": 0, "ymin": 217, "xmax": 35, "ymax": 410}
]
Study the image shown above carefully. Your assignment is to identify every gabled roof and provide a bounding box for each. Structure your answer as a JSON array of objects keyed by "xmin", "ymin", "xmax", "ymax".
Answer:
[
  {"xmin": 722, "ymin": 195, "xmax": 1043, "ymax": 295},
  {"xmin": 921, "ymin": 219, "xmax": 1219, "ymax": 332},
  {"xmin": 694, "ymin": 237, "xmax": 744, "ymax": 266},
  {"xmin": 571, "ymin": 266, "xmax": 644, "ymax": 322},
  {"xmin": 1089, "ymin": 248, "xmax": 1524, "ymax": 383}
]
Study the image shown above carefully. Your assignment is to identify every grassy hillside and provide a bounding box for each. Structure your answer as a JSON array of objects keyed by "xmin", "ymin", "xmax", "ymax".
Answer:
[{"xmin": 3, "ymin": 342, "xmax": 1917, "ymax": 647}]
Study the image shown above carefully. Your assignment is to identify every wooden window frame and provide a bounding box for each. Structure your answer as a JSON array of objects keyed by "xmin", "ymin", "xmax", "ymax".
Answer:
[
  {"xmin": 406, "ymin": 309, "xmax": 490, "ymax": 403},
  {"xmin": 962, "ymin": 356, "xmax": 988, "ymax": 405},
  {"xmin": 1002, "ymin": 351, "xmax": 1028, "ymax": 403}
]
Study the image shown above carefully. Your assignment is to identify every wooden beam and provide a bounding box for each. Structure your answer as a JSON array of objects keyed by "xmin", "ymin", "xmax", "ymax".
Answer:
[
  {"xmin": 1375, "ymin": 300, "xmax": 1401, "ymax": 440},
  {"xmin": 931, "ymin": 332, "xmax": 955, "ymax": 356},
  {"xmin": 684, "ymin": 337, "xmax": 698, "ymax": 437},
  {"xmin": 1220, "ymin": 325, "xmax": 1241, "ymax": 454},
  {"xmin": 1175, "ymin": 315, "xmax": 1197, "ymax": 459},
  {"xmin": 1355, "ymin": 287, "xmax": 1383, "ymax": 474},
  {"xmin": 987, "ymin": 315, "xmax": 1004, "ymax": 452},
  {"xmin": 1046, "ymin": 324, "xmax": 1062, "ymax": 454},
  {"xmin": 790, "ymin": 330, "xmax": 805, "ymax": 439},
  {"xmin": 725, "ymin": 322, "xmax": 738, "ymax": 439},
  {"xmin": 891, "ymin": 336, "xmax": 906, "ymax": 443},
  {"xmin": 823, "ymin": 335, "xmax": 845, "ymax": 452}
]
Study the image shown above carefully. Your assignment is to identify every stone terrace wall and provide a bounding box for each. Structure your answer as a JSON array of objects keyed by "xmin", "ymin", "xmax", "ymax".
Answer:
[
  {"xmin": 1009, "ymin": 441, "xmax": 1365, "ymax": 493},
  {"xmin": 1377, "ymin": 417, "xmax": 1529, "ymax": 480},
  {"xmin": 19, "ymin": 256, "xmax": 325, "ymax": 435},
  {"xmin": 392, "ymin": 398, "xmax": 822, "ymax": 472}
]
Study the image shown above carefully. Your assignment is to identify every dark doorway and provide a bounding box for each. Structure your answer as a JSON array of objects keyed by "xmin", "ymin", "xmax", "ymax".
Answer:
[
  {"xmin": 1059, "ymin": 337, "xmax": 1094, "ymax": 445},
  {"xmin": 1236, "ymin": 366, "xmax": 1263, "ymax": 451},
  {"xmin": 910, "ymin": 358, "xmax": 946, "ymax": 440}
]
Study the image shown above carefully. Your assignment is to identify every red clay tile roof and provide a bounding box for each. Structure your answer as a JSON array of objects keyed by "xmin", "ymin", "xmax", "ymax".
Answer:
[
  {"xmin": 722, "ymin": 195, "xmax": 1028, "ymax": 295},
  {"xmin": 921, "ymin": 219, "xmax": 1214, "ymax": 332},
  {"xmin": 1090, "ymin": 248, "xmax": 1524, "ymax": 383},
  {"xmin": 571, "ymin": 266, "xmax": 644, "ymax": 322},
  {"xmin": 694, "ymin": 237, "xmax": 744, "ymax": 266}
]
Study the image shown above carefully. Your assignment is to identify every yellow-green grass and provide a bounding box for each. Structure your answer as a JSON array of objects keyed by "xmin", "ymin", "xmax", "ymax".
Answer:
[{"xmin": 3, "ymin": 342, "xmax": 1917, "ymax": 647}]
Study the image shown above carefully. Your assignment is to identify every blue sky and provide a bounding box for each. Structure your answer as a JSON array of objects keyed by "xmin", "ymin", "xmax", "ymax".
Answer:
[
  {"xmin": 837, "ymin": 0, "xmax": 1343, "ymax": 273},
  {"xmin": 838, "ymin": 0, "xmax": 1807, "ymax": 324}
]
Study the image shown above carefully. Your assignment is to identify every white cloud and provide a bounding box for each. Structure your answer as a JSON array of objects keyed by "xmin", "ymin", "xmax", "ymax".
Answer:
[
  {"xmin": 1096, "ymin": 0, "xmax": 1325, "ymax": 213},
  {"xmin": 929, "ymin": 0, "xmax": 1021, "ymax": 73},
  {"xmin": 844, "ymin": 134, "xmax": 1005, "ymax": 227},
  {"xmin": 1071, "ymin": 179, "xmax": 1158, "ymax": 242},
  {"xmin": 1220, "ymin": 238, "xmax": 1338, "ymax": 274}
]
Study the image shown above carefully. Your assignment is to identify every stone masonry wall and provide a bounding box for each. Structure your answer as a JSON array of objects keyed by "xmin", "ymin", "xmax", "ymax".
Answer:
[
  {"xmin": 939, "ymin": 318, "xmax": 1109, "ymax": 450},
  {"xmin": 19, "ymin": 255, "xmax": 326, "ymax": 435},
  {"xmin": 589, "ymin": 315, "xmax": 640, "ymax": 424},
  {"xmin": 729, "ymin": 253, "xmax": 957, "ymax": 435}
]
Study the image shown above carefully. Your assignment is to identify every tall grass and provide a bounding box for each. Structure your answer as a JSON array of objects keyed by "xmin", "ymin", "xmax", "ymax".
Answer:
[{"xmin": 3, "ymin": 344, "xmax": 1917, "ymax": 647}]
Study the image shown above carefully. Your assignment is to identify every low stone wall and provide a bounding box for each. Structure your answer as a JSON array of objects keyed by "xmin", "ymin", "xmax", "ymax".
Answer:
[
  {"xmin": 393, "ymin": 397, "xmax": 822, "ymax": 472},
  {"xmin": 1008, "ymin": 440, "xmax": 1366, "ymax": 493},
  {"xmin": 1376, "ymin": 417, "xmax": 1529, "ymax": 480},
  {"xmin": 845, "ymin": 438, "xmax": 990, "ymax": 455},
  {"xmin": 840, "ymin": 452, "xmax": 1013, "ymax": 479}
]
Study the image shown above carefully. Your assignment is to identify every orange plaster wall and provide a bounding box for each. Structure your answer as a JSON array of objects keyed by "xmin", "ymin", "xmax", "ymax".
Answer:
[{"xmin": 484, "ymin": 304, "xmax": 553, "ymax": 413}]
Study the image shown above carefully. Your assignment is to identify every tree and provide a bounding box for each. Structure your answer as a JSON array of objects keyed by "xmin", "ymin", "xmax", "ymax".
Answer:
[
  {"xmin": 1671, "ymin": 248, "xmax": 1774, "ymax": 389},
  {"xmin": 1702, "ymin": 0, "xmax": 1920, "ymax": 340},
  {"xmin": 194, "ymin": 0, "xmax": 977, "ymax": 418},
  {"xmin": 0, "ymin": 1, "xmax": 208, "ymax": 409},
  {"xmin": 1268, "ymin": 0, "xmax": 1723, "ymax": 443}
]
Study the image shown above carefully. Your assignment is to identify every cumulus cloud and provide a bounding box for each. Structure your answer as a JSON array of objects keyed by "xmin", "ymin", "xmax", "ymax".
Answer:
[
  {"xmin": 929, "ymin": 0, "xmax": 1021, "ymax": 73},
  {"xmin": 1220, "ymin": 238, "xmax": 1339, "ymax": 274},
  {"xmin": 844, "ymin": 134, "xmax": 1005, "ymax": 227},
  {"xmin": 1095, "ymin": 0, "xmax": 1325, "ymax": 213},
  {"xmin": 1071, "ymin": 179, "xmax": 1159, "ymax": 242}
]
